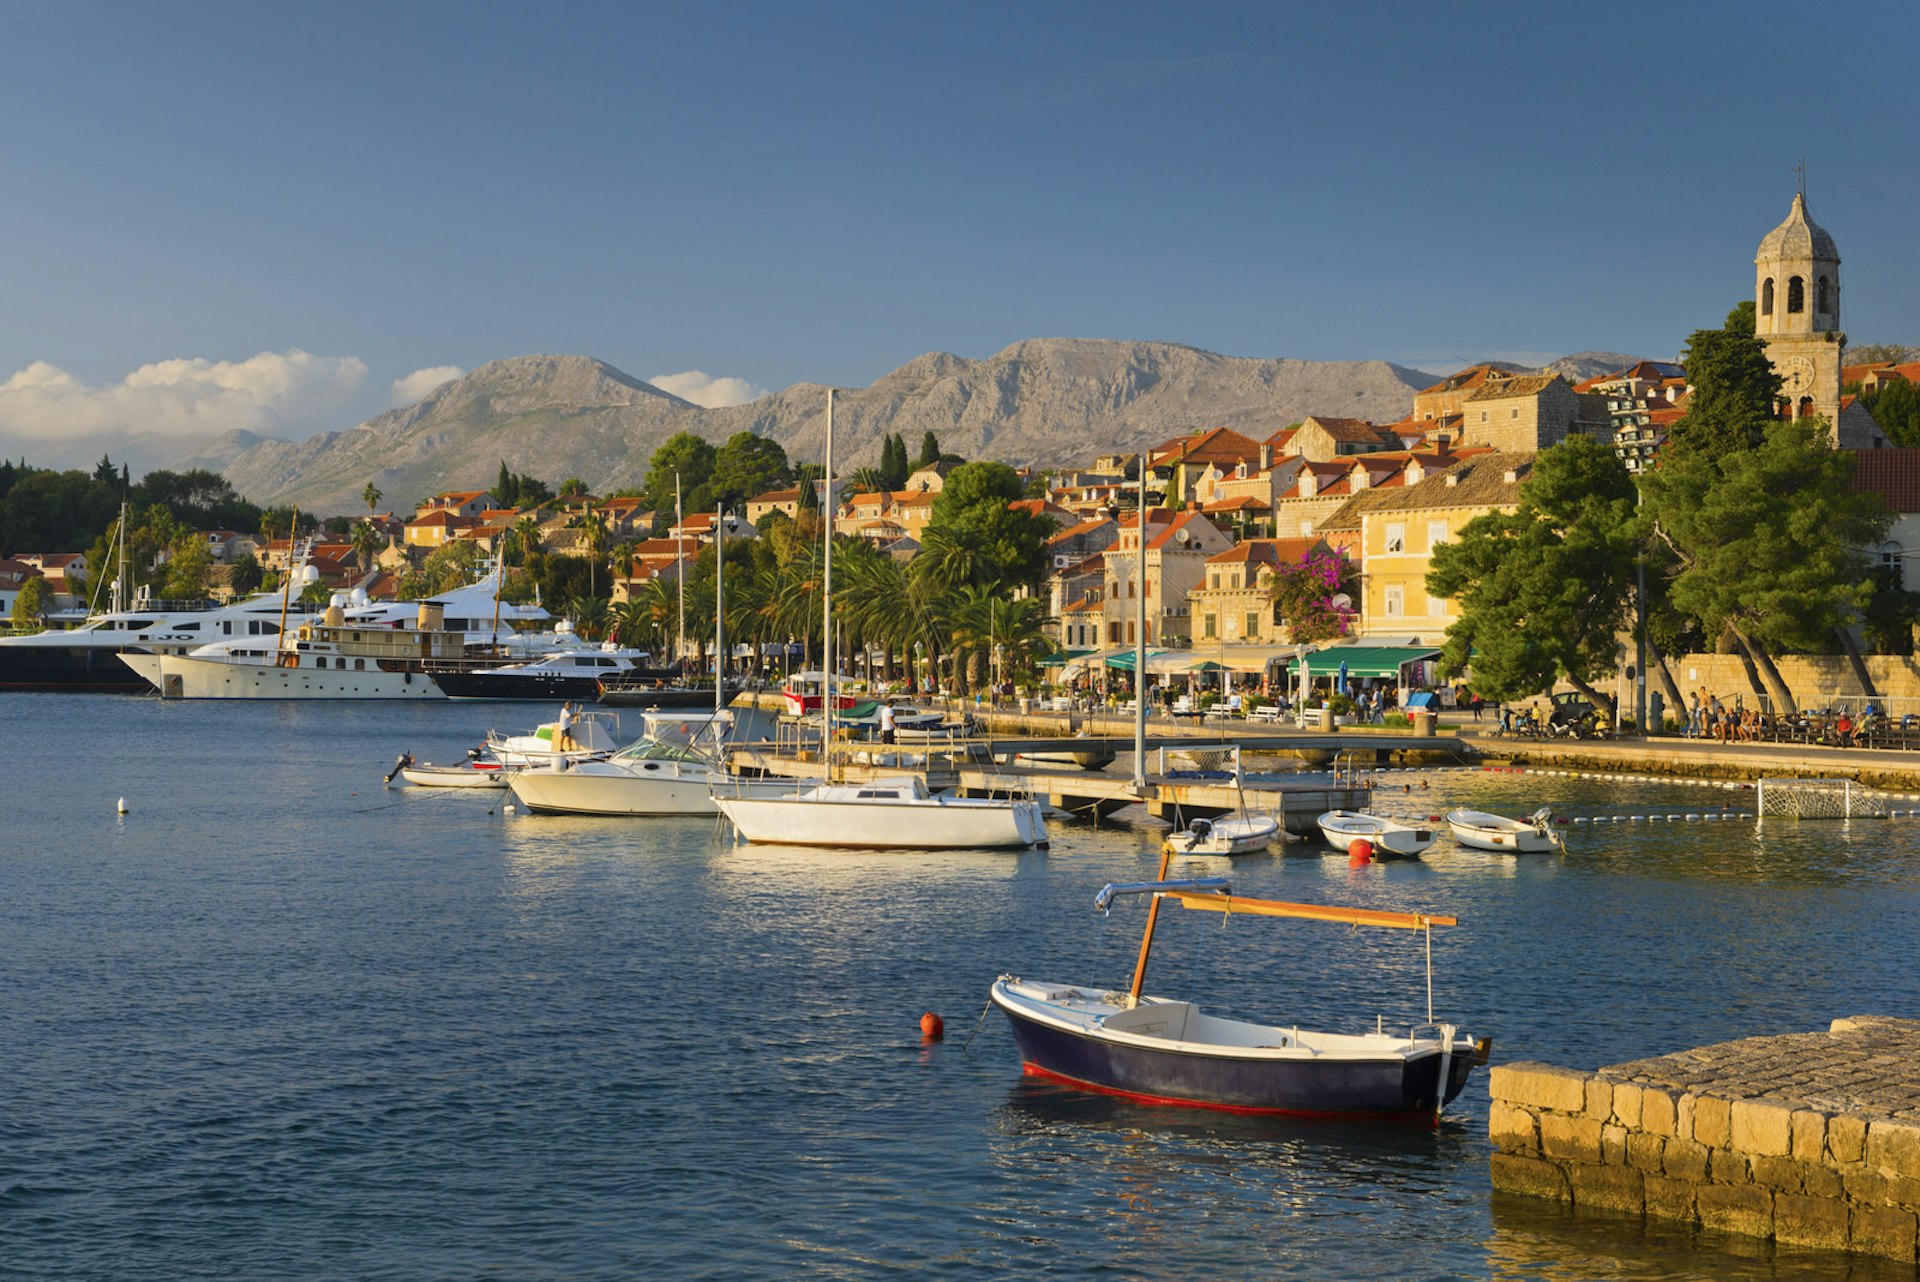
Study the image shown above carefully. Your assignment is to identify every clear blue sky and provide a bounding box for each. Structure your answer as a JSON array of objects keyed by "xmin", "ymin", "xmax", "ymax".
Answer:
[{"xmin": 2, "ymin": 0, "xmax": 1916, "ymax": 463}]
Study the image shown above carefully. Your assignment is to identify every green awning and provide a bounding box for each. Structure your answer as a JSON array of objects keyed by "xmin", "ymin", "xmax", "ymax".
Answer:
[
  {"xmin": 1105, "ymin": 648, "xmax": 1169, "ymax": 671},
  {"xmin": 1039, "ymin": 649, "xmax": 1095, "ymax": 667},
  {"xmin": 1288, "ymin": 645, "xmax": 1440, "ymax": 678}
]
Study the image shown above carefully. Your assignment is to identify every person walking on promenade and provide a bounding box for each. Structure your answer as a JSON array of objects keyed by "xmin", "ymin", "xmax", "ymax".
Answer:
[{"xmin": 1470, "ymin": 691, "xmax": 1484, "ymax": 721}]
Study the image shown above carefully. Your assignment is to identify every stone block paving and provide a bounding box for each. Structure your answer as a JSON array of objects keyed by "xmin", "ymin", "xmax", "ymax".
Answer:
[
  {"xmin": 1490, "ymin": 1016, "xmax": 1920, "ymax": 1263},
  {"xmin": 1599, "ymin": 1016, "xmax": 1920, "ymax": 1119}
]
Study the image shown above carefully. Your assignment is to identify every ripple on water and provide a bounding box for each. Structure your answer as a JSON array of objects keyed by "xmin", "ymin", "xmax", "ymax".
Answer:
[{"xmin": 3, "ymin": 697, "xmax": 1918, "ymax": 1279}]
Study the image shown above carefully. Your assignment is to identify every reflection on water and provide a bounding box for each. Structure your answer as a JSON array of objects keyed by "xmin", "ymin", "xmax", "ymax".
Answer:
[
  {"xmin": 1484, "ymin": 1193, "xmax": 1918, "ymax": 1282},
  {"xmin": 11, "ymin": 697, "xmax": 1920, "ymax": 1281}
]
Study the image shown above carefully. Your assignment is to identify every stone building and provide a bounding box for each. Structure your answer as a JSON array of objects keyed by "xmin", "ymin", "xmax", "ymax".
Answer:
[
  {"xmin": 1097, "ymin": 509, "xmax": 1233, "ymax": 648},
  {"xmin": 1458, "ymin": 375, "xmax": 1611, "ymax": 453},
  {"xmin": 1307, "ymin": 451, "xmax": 1532, "ymax": 639},
  {"xmin": 1186, "ymin": 537, "xmax": 1337, "ymax": 647},
  {"xmin": 1413, "ymin": 364, "xmax": 1517, "ymax": 421},
  {"xmin": 1287, "ymin": 416, "xmax": 1406, "ymax": 461}
]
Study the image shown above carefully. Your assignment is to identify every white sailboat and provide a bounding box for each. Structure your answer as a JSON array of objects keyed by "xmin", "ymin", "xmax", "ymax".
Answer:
[{"xmin": 711, "ymin": 389, "xmax": 1048, "ymax": 850}]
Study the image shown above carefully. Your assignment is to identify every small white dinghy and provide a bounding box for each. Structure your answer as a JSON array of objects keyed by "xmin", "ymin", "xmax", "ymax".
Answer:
[
  {"xmin": 1163, "ymin": 812, "xmax": 1282, "ymax": 855},
  {"xmin": 385, "ymin": 752, "xmax": 510, "ymax": 790},
  {"xmin": 1318, "ymin": 810, "xmax": 1436, "ymax": 858},
  {"xmin": 1446, "ymin": 806, "xmax": 1563, "ymax": 853}
]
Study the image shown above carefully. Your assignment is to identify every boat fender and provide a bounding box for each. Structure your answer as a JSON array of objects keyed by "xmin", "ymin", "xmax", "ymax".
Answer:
[{"xmin": 1347, "ymin": 838, "xmax": 1373, "ymax": 865}]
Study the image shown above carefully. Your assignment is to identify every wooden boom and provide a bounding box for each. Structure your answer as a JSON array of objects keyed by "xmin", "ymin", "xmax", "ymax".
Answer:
[{"xmin": 1167, "ymin": 892, "xmax": 1456, "ymax": 931}]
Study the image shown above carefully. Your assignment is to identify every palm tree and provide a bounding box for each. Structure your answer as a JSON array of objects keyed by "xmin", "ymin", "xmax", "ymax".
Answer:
[
  {"xmin": 512, "ymin": 515, "xmax": 544, "ymax": 566},
  {"xmin": 350, "ymin": 519, "xmax": 381, "ymax": 576},
  {"xmin": 568, "ymin": 595, "xmax": 609, "ymax": 642},
  {"xmin": 844, "ymin": 465, "xmax": 886, "ymax": 496},
  {"xmin": 836, "ymin": 540, "xmax": 914, "ymax": 684},
  {"xmin": 610, "ymin": 539, "xmax": 638, "ymax": 593},
  {"xmin": 362, "ymin": 482, "xmax": 382, "ymax": 516},
  {"xmin": 583, "ymin": 510, "xmax": 611, "ymax": 598},
  {"xmin": 941, "ymin": 587, "xmax": 1052, "ymax": 694}
]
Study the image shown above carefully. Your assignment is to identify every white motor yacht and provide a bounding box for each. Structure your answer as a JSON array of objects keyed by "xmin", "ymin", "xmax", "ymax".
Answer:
[{"xmin": 507, "ymin": 712, "xmax": 736, "ymax": 816}]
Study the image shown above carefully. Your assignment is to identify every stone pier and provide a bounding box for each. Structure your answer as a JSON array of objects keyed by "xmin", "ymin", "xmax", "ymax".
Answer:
[{"xmin": 1490, "ymin": 1016, "xmax": 1920, "ymax": 1262}]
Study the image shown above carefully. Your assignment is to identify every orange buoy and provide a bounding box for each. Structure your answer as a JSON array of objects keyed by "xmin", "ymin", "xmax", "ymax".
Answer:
[
  {"xmin": 1347, "ymin": 838, "xmax": 1373, "ymax": 865},
  {"xmin": 920, "ymin": 1011, "xmax": 945, "ymax": 1040}
]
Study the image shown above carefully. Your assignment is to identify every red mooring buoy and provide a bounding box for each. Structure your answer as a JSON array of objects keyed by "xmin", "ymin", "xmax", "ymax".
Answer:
[
  {"xmin": 920, "ymin": 1011, "xmax": 945, "ymax": 1040},
  {"xmin": 1347, "ymin": 838, "xmax": 1374, "ymax": 865}
]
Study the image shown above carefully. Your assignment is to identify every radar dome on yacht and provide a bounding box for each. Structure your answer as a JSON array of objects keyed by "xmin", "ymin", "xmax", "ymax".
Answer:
[
  {"xmin": 556, "ymin": 619, "xmax": 575, "ymax": 636},
  {"xmin": 301, "ymin": 565, "xmax": 321, "ymax": 585},
  {"xmin": 349, "ymin": 587, "xmax": 370, "ymax": 607},
  {"xmin": 329, "ymin": 592, "xmax": 347, "ymax": 608}
]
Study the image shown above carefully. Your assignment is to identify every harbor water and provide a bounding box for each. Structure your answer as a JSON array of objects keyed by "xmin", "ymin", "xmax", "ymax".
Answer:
[{"xmin": 5, "ymin": 695, "xmax": 1920, "ymax": 1280}]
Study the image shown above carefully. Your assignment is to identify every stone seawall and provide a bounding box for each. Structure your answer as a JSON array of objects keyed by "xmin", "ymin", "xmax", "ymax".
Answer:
[{"xmin": 1490, "ymin": 1016, "xmax": 1920, "ymax": 1262}]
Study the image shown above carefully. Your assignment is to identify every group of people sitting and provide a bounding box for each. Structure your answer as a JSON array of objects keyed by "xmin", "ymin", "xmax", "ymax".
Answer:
[{"xmin": 1690, "ymin": 692, "xmax": 1875, "ymax": 747}]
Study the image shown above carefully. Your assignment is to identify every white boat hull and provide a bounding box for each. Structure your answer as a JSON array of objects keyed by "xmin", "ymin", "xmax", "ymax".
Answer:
[
  {"xmin": 1445, "ymin": 808, "xmax": 1562, "ymax": 853},
  {"xmin": 125, "ymin": 653, "xmax": 444, "ymax": 699},
  {"xmin": 508, "ymin": 760, "xmax": 720, "ymax": 816},
  {"xmin": 1317, "ymin": 811, "xmax": 1436, "ymax": 857},
  {"xmin": 1164, "ymin": 814, "xmax": 1280, "ymax": 855},
  {"xmin": 713, "ymin": 788, "xmax": 1048, "ymax": 850},
  {"xmin": 400, "ymin": 764, "xmax": 509, "ymax": 790}
]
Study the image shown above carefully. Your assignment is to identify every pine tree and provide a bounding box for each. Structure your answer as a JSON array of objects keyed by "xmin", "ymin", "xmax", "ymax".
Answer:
[{"xmin": 914, "ymin": 430, "xmax": 941, "ymax": 470}]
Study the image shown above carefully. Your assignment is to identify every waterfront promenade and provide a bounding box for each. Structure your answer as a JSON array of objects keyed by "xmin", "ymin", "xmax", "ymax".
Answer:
[{"xmin": 738, "ymin": 691, "xmax": 1920, "ymax": 792}]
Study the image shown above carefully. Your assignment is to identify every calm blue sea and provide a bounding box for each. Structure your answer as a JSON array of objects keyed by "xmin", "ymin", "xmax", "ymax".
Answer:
[{"xmin": 4, "ymin": 695, "xmax": 1919, "ymax": 1281}]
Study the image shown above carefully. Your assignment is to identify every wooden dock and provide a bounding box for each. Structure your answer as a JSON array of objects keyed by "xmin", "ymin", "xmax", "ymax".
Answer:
[{"xmin": 724, "ymin": 739, "xmax": 1372, "ymax": 834}]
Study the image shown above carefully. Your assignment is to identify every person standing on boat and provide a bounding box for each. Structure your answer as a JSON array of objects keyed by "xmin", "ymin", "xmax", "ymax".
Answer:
[
  {"xmin": 556, "ymin": 701, "xmax": 576, "ymax": 752},
  {"xmin": 879, "ymin": 699, "xmax": 897, "ymax": 745}
]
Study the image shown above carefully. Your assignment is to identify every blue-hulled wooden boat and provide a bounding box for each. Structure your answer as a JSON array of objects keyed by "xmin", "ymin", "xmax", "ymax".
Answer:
[{"xmin": 990, "ymin": 871, "xmax": 1487, "ymax": 1121}]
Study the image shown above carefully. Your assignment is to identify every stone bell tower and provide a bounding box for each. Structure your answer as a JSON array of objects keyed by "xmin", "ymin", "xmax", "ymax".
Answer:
[{"xmin": 1754, "ymin": 178, "xmax": 1844, "ymax": 434}]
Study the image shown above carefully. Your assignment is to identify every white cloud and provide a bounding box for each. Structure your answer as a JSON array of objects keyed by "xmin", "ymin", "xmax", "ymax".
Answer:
[
  {"xmin": 648, "ymin": 370, "xmax": 769, "ymax": 408},
  {"xmin": 0, "ymin": 349, "xmax": 369, "ymax": 445},
  {"xmin": 391, "ymin": 365, "xmax": 465, "ymax": 405}
]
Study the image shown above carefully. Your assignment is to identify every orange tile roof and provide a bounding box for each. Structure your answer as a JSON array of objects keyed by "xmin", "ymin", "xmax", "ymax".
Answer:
[
  {"xmin": 1418, "ymin": 364, "xmax": 1511, "ymax": 395},
  {"xmin": 1850, "ymin": 449, "xmax": 1920, "ymax": 513},
  {"xmin": 1150, "ymin": 426, "xmax": 1264, "ymax": 466},
  {"xmin": 1205, "ymin": 536, "xmax": 1332, "ymax": 566}
]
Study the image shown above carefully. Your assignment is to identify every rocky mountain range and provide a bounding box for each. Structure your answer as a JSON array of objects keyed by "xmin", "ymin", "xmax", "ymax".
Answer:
[{"xmin": 185, "ymin": 339, "xmax": 1644, "ymax": 514}]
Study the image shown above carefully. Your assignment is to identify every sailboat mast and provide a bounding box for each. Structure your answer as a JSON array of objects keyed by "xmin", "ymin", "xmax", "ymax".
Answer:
[
  {"xmin": 822, "ymin": 389, "xmax": 836, "ymax": 767},
  {"xmin": 1133, "ymin": 453, "xmax": 1147, "ymax": 790},
  {"xmin": 276, "ymin": 507, "xmax": 299, "ymax": 659},
  {"xmin": 714, "ymin": 502, "xmax": 725, "ymax": 720},
  {"xmin": 675, "ymin": 472, "xmax": 685, "ymax": 675},
  {"xmin": 1126, "ymin": 841, "xmax": 1176, "ymax": 1006}
]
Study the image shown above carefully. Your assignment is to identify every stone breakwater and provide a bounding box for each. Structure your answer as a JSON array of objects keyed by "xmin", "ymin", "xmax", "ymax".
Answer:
[{"xmin": 1490, "ymin": 1016, "xmax": 1920, "ymax": 1261}]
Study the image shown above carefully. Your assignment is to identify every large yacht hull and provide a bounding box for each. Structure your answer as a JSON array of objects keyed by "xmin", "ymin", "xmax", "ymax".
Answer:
[
  {"xmin": 0, "ymin": 645, "xmax": 149, "ymax": 692},
  {"xmin": 123, "ymin": 653, "xmax": 445, "ymax": 700}
]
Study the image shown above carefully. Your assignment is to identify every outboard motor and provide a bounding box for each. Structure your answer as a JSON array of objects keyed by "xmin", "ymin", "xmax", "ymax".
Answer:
[{"xmin": 385, "ymin": 752, "xmax": 414, "ymax": 784}]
